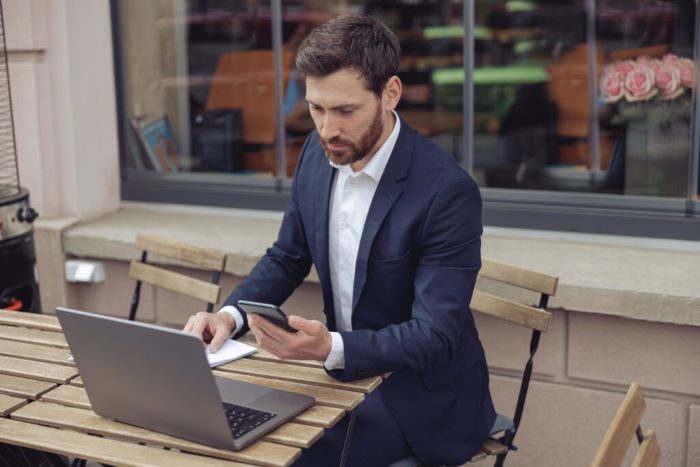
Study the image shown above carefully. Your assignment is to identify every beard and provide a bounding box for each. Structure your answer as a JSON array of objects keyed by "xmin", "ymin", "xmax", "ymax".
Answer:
[{"xmin": 320, "ymin": 104, "xmax": 384, "ymax": 166}]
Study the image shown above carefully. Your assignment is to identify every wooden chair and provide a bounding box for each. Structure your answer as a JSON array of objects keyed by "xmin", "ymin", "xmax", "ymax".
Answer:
[
  {"xmin": 467, "ymin": 258, "xmax": 558, "ymax": 466},
  {"xmin": 128, "ymin": 234, "xmax": 227, "ymax": 321},
  {"xmin": 590, "ymin": 383, "xmax": 661, "ymax": 467},
  {"xmin": 389, "ymin": 258, "xmax": 558, "ymax": 466}
]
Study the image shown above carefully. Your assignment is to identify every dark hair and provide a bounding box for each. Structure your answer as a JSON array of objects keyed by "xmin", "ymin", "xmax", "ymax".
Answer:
[{"xmin": 295, "ymin": 14, "xmax": 400, "ymax": 96}]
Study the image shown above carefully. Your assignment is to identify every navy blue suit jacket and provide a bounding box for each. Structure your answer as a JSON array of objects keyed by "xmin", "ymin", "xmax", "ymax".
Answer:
[{"xmin": 225, "ymin": 118, "xmax": 496, "ymax": 465}]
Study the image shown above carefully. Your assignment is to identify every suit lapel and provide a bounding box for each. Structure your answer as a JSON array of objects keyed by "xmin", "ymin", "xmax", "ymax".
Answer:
[
  {"xmin": 314, "ymin": 157, "xmax": 336, "ymax": 330},
  {"xmin": 352, "ymin": 120, "xmax": 414, "ymax": 314}
]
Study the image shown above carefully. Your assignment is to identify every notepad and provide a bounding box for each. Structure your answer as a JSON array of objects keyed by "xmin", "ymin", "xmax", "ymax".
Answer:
[{"xmin": 205, "ymin": 339, "xmax": 257, "ymax": 367}]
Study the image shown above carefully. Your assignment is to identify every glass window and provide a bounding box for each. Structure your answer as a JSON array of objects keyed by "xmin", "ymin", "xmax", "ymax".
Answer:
[
  {"xmin": 114, "ymin": 1, "xmax": 700, "ymax": 238},
  {"xmin": 472, "ymin": 0, "xmax": 696, "ymax": 197},
  {"xmin": 595, "ymin": 0, "xmax": 696, "ymax": 197},
  {"xmin": 118, "ymin": 0, "xmax": 278, "ymax": 179}
]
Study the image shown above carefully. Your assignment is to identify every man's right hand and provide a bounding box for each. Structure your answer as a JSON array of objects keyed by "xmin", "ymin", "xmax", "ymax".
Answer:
[{"xmin": 183, "ymin": 311, "xmax": 235, "ymax": 353}]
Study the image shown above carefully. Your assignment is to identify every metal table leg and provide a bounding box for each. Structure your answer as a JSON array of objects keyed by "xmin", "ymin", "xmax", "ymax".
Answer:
[{"xmin": 339, "ymin": 408, "xmax": 358, "ymax": 467}]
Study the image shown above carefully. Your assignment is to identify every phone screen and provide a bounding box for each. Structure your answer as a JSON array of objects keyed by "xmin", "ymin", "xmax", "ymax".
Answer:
[{"xmin": 236, "ymin": 300, "xmax": 297, "ymax": 333}]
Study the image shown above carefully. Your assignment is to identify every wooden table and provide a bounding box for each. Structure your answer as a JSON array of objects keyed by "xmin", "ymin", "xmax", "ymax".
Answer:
[{"xmin": 0, "ymin": 309, "xmax": 384, "ymax": 467}]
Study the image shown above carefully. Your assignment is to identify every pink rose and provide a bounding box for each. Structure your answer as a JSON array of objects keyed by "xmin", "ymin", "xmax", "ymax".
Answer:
[
  {"xmin": 662, "ymin": 53, "xmax": 680, "ymax": 66},
  {"xmin": 655, "ymin": 64, "xmax": 683, "ymax": 100},
  {"xmin": 677, "ymin": 58, "xmax": 695, "ymax": 88},
  {"xmin": 624, "ymin": 68, "xmax": 658, "ymax": 101},
  {"xmin": 614, "ymin": 60, "xmax": 637, "ymax": 77},
  {"xmin": 601, "ymin": 71, "xmax": 624, "ymax": 103},
  {"xmin": 635, "ymin": 56, "xmax": 655, "ymax": 68}
]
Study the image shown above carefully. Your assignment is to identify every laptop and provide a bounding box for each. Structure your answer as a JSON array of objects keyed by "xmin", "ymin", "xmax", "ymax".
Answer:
[{"xmin": 55, "ymin": 307, "xmax": 314, "ymax": 451}]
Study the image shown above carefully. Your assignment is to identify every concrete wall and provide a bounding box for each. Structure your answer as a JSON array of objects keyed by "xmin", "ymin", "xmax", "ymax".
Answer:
[{"xmin": 58, "ymin": 258, "xmax": 699, "ymax": 467}]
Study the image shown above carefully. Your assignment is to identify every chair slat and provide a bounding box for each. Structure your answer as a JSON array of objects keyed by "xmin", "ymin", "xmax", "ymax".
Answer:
[
  {"xmin": 632, "ymin": 430, "xmax": 660, "ymax": 467},
  {"xmin": 480, "ymin": 438, "xmax": 509, "ymax": 456},
  {"xmin": 129, "ymin": 260, "xmax": 221, "ymax": 304},
  {"xmin": 0, "ymin": 418, "xmax": 248, "ymax": 467},
  {"xmin": 480, "ymin": 258, "xmax": 558, "ymax": 296},
  {"xmin": 470, "ymin": 290, "xmax": 551, "ymax": 331},
  {"xmin": 590, "ymin": 383, "xmax": 646, "ymax": 467},
  {"xmin": 135, "ymin": 233, "xmax": 227, "ymax": 271}
]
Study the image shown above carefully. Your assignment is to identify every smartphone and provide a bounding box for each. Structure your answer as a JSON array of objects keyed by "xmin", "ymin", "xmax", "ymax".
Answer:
[{"xmin": 236, "ymin": 300, "xmax": 297, "ymax": 333}]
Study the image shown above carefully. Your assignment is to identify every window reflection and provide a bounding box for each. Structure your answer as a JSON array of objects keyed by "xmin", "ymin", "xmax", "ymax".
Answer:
[
  {"xmin": 473, "ymin": 0, "xmax": 696, "ymax": 197},
  {"xmin": 121, "ymin": 0, "xmax": 277, "ymax": 177},
  {"xmin": 596, "ymin": 0, "xmax": 695, "ymax": 197}
]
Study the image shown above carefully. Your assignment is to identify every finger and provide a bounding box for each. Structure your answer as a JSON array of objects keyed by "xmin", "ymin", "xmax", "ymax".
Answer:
[
  {"xmin": 288, "ymin": 315, "xmax": 323, "ymax": 335},
  {"xmin": 183, "ymin": 316, "xmax": 196, "ymax": 333},
  {"xmin": 253, "ymin": 315, "xmax": 289, "ymax": 343},
  {"xmin": 209, "ymin": 322, "xmax": 230, "ymax": 353}
]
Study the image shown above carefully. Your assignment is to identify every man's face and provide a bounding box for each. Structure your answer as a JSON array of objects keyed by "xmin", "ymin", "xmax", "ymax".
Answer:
[{"xmin": 305, "ymin": 69, "xmax": 386, "ymax": 167}]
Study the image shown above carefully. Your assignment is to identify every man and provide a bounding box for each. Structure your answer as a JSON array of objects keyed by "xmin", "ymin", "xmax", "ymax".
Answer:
[{"xmin": 185, "ymin": 14, "xmax": 496, "ymax": 466}]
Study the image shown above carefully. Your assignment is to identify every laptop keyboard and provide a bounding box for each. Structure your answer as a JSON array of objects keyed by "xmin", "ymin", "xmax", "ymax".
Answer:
[{"xmin": 223, "ymin": 402, "xmax": 277, "ymax": 439}]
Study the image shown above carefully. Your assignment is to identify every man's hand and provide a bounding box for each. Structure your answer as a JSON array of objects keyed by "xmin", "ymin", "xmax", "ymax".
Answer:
[
  {"xmin": 248, "ymin": 314, "xmax": 331, "ymax": 361},
  {"xmin": 183, "ymin": 311, "xmax": 235, "ymax": 353}
]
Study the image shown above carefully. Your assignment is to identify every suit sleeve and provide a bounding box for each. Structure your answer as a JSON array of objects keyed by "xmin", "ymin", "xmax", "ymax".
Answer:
[
  {"xmin": 222, "ymin": 137, "xmax": 315, "ymax": 336},
  {"xmin": 328, "ymin": 175, "xmax": 482, "ymax": 381}
]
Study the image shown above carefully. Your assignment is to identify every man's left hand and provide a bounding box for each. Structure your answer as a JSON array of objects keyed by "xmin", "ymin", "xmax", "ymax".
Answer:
[{"xmin": 248, "ymin": 314, "xmax": 332, "ymax": 362}]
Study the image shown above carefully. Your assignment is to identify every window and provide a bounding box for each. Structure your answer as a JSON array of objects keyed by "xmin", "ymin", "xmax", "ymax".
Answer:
[{"xmin": 113, "ymin": 0, "xmax": 700, "ymax": 239}]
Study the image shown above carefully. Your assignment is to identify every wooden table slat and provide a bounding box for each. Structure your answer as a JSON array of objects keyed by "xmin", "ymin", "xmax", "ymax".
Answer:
[
  {"xmin": 12, "ymin": 402, "xmax": 300, "ymax": 467},
  {"xmin": 0, "ymin": 355, "xmax": 78, "ymax": 384},
  {"xmin": 0, "ymin": 418, "xmax": 250, "ymax": 467},
  {"xmin": 0, "ymin": 310, "xmax": 62, "ymax": 332},
  {"xmin": 0, "ymin": 393, "xmax": 28, "ymax": 416},
  {"xmin": 0, "ymin": 324, "xmax": 68, "ymax": 348},
  {"xmin": 265, "ymin": 422, "xmax": 323, "ymax": 449},
  {"xmin": 69, "ymin": 376, "xmax": 83, "ymax": 387},
  {"xmin": 0, "ymin": 338, "xmax": 74, "ymax": 367},
  {"xmin": 40, "ymin": 384, "xmax": 91, "ymax": 409},
  {"xmin": 0, "ymin": 374, "xmax": 57, "ymax": 400},
  {"xmin": 292, "ymin": 405, "xmax": 345, "ymax": 429},
  {"xmin": 218, "ymin": 358, "xmax": 381, "ymax": 393},
  {"xmin": 214, "ymin": 371, "xmax": 364, "ymax": 411}
]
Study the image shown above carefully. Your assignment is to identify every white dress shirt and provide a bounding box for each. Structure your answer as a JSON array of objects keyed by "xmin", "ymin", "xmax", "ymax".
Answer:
[{"xmin": 219, "ymin": 112, "xmax": 401, "ymax": 370}]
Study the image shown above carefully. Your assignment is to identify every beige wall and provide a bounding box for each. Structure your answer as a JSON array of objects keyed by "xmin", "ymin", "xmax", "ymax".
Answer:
[{"xmin": 6, "ymin": 0, "xmax": 119, "ymax": 220}]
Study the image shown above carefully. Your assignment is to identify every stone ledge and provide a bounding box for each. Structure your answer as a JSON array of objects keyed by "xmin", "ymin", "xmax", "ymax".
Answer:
[{"xmin": 60, "ymin": 202, "xmax": 700, "ymax": 327}]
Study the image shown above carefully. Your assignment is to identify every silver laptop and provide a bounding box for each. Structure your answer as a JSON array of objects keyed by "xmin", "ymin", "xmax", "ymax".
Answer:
[{"xmin": 56, "ymin": 307, "xmax": 314, "ymax": 451}]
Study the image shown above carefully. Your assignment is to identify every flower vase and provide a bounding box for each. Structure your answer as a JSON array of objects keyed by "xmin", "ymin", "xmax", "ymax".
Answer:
[{"xmin": 623, "ymin": 100, "xmax": 690, "ymax": 197}]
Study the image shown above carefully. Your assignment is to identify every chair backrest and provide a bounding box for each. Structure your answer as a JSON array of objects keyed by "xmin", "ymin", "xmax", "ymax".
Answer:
[
  {"xmin": 590, "ymin": 383, "xmax": 661, "ymax": 467},
  {"xmin": 470, "ymin": 258, "xmax": 558, "ymax": 465},
  {"xmin": 128, "ymin": 234, "xmax": 227, "ymax": 321}
]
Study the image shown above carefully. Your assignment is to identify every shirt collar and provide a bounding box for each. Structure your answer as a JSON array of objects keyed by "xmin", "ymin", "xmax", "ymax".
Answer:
[{"xmin": 329, "ymin": 110, "xmax": 401, "ymax": 183}]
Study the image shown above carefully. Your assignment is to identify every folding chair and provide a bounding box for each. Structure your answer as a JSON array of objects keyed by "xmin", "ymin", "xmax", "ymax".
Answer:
[
  {"xmin": 389, "ymin": 258, "xmax": 558, "ymax": 466},
  {"xmin": 128, "ymin": 233, "xmax": 227, "ymax": 321},
  {"xmin": 590, "ymin": 383, "xmax": 660, "ymax": 467}
]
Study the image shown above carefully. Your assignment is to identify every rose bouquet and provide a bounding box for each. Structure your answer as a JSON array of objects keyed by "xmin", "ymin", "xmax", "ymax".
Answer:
[{"xmin": 600, "ymin": 54, "xmax": 695, "ymax": 124}]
